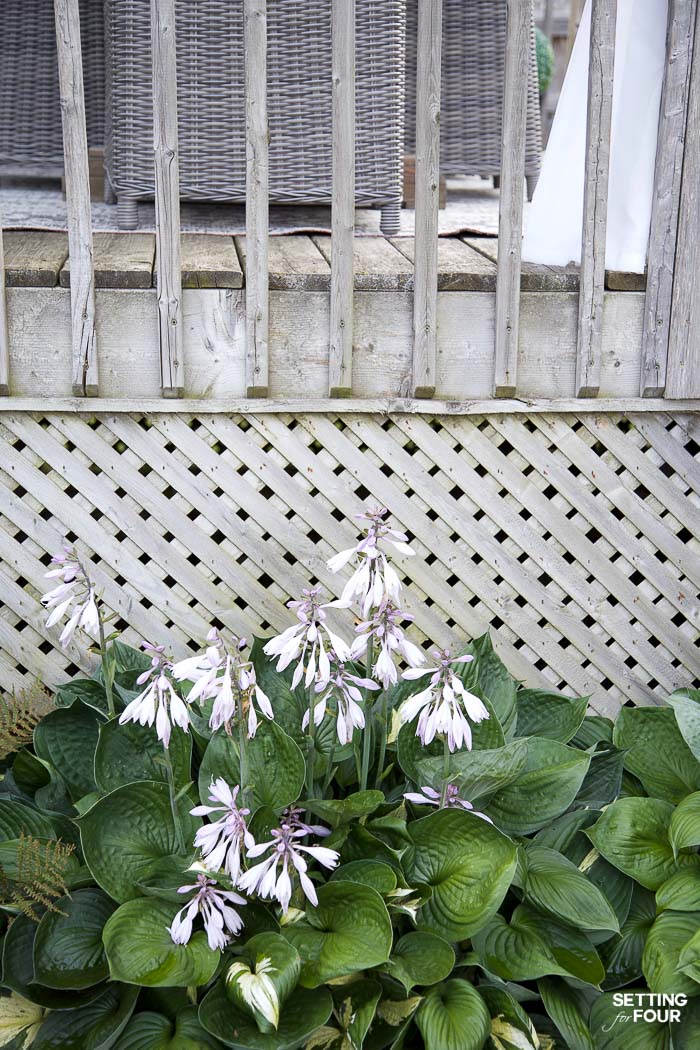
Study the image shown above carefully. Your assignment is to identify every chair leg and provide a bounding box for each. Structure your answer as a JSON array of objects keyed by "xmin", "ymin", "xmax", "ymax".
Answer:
[
  {"xmin": 380, "ymin": 200, "xmax": 402, "ymax": 236},
  {"xmin": 492, "ymin": 174, "xmax": 501, "ymax": 190},
  {"xmin": 117, "ymin": 197, "xmax": 139, "ymax": 230},
  {"xmin": 526, "ymin": 173, "xmax": 539, "ymax": 201}
]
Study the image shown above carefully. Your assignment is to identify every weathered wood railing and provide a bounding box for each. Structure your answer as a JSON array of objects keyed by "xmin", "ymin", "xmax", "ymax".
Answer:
[{"xmin": 0, "ymin": 0, "xmax": 698, "ymax": 400}]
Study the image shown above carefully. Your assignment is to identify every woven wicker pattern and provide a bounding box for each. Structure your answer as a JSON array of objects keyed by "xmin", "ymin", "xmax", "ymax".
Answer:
[
  {"xmin": 0, "ymin": 410, "xmax": 697, "ymax": 717},
  {"xmin": 105, "ymin": 0, "xmax": 405, "ymax": 211},
  {"xmin": 0, "ymin": 0, "xmax": 104, "ymax": 177},
  {"xmin": 404, "ymin": 0, "xmax": 543, "ymax": 179}
]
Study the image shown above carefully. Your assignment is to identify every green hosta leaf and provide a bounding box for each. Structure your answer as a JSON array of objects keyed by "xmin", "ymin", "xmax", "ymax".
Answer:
[
  {"xmin": 331, "ymin": 978, "xmax": 382, "ymax": 1049},
  {"xmin": 397, "ymin": 700, "xmax": 505, "ymax": 783},
  {"xmin": 670, "ymin": 791, "xmax": 700, "ymax": 855},
  {"xmin": 103, "ymin": 897, "xmax": 219, "ymax": 987},
  {"xmin": 572, "ymin": 716, "xmax": 614, "ymax": 749},
  {"xmin": 538, "ymin": 977, "xmax": 593, "ymax": 1050},
  {"xmin": 515, "ymin": 689, "xmax": 588, "ymax": 743},
  {"xmin": 459, "ymin": 634, "xmax": 518, "ymax": 739},
  {"xmin": 402, "ymin": 808, "xmax": 517, "ymax": 941},
  {"xmin": 416, "ymin": 739, "xmax": 528, "ymax": 802},
  {"xmin": 12, "ymin": 748, "xmax": 51, "ymax": 794},
  {"xmin": 600, "ymin": 884, "xmax": 656, "ymax": 991},
  {"xmin": 416, "ymin": 980, "xmax": 490, "ymax": 1050},
  {"xmin": 613, "ymin": 707, "xmax": 700, "ymax": 803},
  {"xmin": 330, "ymin": 860, "xmax": 397, "ymax": 895},
  {"xmin": 584, "ymin": 857, "xmax": 634, "ymax": 933},
  {"xmin": 283, "ymin": 881, "xmax": 392, "ymax": 988},
  {"xmin": 339, "ymin": 824, "xmax": 402, "ymax": 871},
  {"xmin": 679, "ymin": 925, "xmax": 700, "ymax": 985},
  {"xmin": 384, "ymin": 932, "xmax": 455, "ymax": 993},
  {"xmin": 305, "ymin": 791, "xmax": 384, "ymax": 827},
  {"xmin": 472, "ymin": 905, "xmax": 603, "ymax": 985},
  {"xmin": 657, "ymin": 871, "xmax": 700, "ymax": 913},
  {"xmin": 485, "ymin": 738, "xmax": 590, "ymax": 835},
  {"xmin": 642, "ymin": 910, "xmax": 700, "ymax": 997},
  {"xmin": 0, "ymin": 800, "xmax": 63, "ymax": 841},
  {"xmin": 674, "ymin": 999, "xmax": 700, "ymax": 1050},
  {"xmin": 589, "ymin": 991, "xmax": 672, "ymax": 1049},
  {"xmin": 521, "ymin": 846, "xmax": 619, "ymax": 933},
  {"xmin": 33, "ymin": 702, "xmax": 104, "ymax": 802},
  {"xmin": 33, "ymin": 888, "xmax": 116, "ymax": 990},
  {"xmin": 114, "ymin": 1007, "xmax": 225, "ymax": 1049},
  {"xmin": 533, "ymin": 809, "xmax": 600, "ymax": 863},
  {"xmin": 198, "ymin": 720, "xmax": 304, "ymax": 812},
  {"xmin": 31, "ymin": 984, "xmax": 139, "ymax": 1050},
  {"xmin": 586, "ymin": 798, "xmax": 700, "ymax": 890},
  {"xmin": 56, "ymin": 679, "xmax": 110, "ymax": 717},
  {"xmin": 576, "ymin": 747, "xmax": 627, "ymax": 808},
  {"xmin": 250, "ymin": 638, "xmax": 307, "ymax": 741},
  {"xmin": 78, "ymin": 780, "xmax": 199, "ymax": 902},
  {"xmin": 667, "ymin": 688, "xmax": 700, "ymax": 761},
  {"xmin": 199, "ymin": 979, "xmax": 332, "ymax": 1050},
  {"xmin": 225, "ymin": 933, "xmax": 300, "ymax": 1035},
  {"xmin": 94, "ymin": 718, "xmax": 192, "ymax": 793}
]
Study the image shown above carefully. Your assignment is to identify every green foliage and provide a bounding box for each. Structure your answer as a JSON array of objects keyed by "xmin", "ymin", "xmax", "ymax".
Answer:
[
  {"xmin": 0, "ymin": 630, "xmax": 698, "ymax": 1050},
  {"xmin": 535, "ymin": 28, "xmax": 555, "ymax": 95}
]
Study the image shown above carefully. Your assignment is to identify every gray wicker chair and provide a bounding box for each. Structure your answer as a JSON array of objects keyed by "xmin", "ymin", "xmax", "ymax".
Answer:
[
  {"xmin": 405, "ymin": 0, "xmax": 543, "ymax": 198},
  {"xmin": 0, "ymin": 0, "xmax": 105, "ymax": 178},
  {"xmin": 105, "ymin": 0, "xmax": 406, "ymax": 234}
]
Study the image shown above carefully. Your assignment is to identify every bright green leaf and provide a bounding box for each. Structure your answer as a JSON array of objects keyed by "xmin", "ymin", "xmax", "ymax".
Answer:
[
  {"xmin": 515, "ymin": 689, "xmax": 588, "ymax": 743},
  {"xmin": 656, "ymin": 871, "xmax": 700, "ymax": 913},
  {"xmin": 416, "ymin": 979, "xmax": 490, "ymax": 1050},
  {"xmin": 198, "ymin": 720, "xmax": 304, "ymax": 812},
  {"xmin": 522, "ymin": 846, "xmax": 619, "ymax": 933},
  {"xmin": 416, "ymin": 740, "xmax": 528, "ymax": 802},
  {"xmin": 589, "ymin": 990, "xmax": 671, "ymax": 1049},
  {"xmin": 33, "ymin": 702, "xmax": 104, "ymax": 802},
  {"xmin": 667, "ymin": 688, "xmax": 700, "ymax": 762},
  {"xmin": 385, "ymin": 932, "xmax": 455, "ymax": 993},
  {"xmin": 330, "ymin": 860, "xmax": 397, "ymax": 895},
  {"xmin": 670, "ymin": 791, "xmax": 700, "ymax": 855},
  {"xmin": 94, "ymin": 718, "xmax": 192, "ymax": 793},
  {"xmin": 538, "ymin": 977, "xmax": 593, "ymax": 1050},
  {"xmin": 642, "ymin": 910, "xmax": 700, "ymax": 997},
  {"xmin": 114, "ymin": 1007, "xmax": 225, "ymax": 1049},
  {"xmin": 613, "ymin": 707, "xmax": 700, "ymax": 804},
  {"xmin": 305, "ymin": 791, "xmax": 384, "ymax": 827}
]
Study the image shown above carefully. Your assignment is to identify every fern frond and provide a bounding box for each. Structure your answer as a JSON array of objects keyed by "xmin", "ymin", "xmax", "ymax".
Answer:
[
  {"xmin": 1, "ymin": 833, "xmax": 75, "ymax": 922},
  {"xmin": 0, "ymin": 685, "xmax": 54, "ymax": 760}
]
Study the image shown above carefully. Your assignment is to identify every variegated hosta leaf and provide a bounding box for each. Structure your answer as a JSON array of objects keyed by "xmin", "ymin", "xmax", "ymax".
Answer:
[
  {"xmin": 225, "ymin": 933, "xmax": 301, "ymax": 1035},
  {"xmin": 375, "ymin": 996, "xmax": 423, "ymax": 1027},
  {"xmin": 304, "ymin": 1025, "xmax": 343, "ymax": 1050},
  {"xmin": 0, "ymin": 993, "xmax": 44, "ymax": 1049},
  {"xmin": 491, "ymin": 1015, "xmax": 540, "ymax": 1050}
]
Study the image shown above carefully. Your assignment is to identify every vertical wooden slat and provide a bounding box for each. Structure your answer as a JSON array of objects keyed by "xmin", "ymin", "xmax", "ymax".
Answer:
[
  {"xmin": 0, "ymin": 211, "xmax": 8, "ymax": 396},
  {"xmin": 412, "ymin": 0, "xmax": 442, "ymax": 398},
  {"xmin": 54, "ymin": 0, "xmax": 98, "ymax": 397},
  {"xmin": 151, "ymin": 0, "xmax": 183, "ymax": 397},
  {"xmin": 667, "ymin": 3, "xmax": 700, "ymax": 399},
  {"xmin": 575, "ymin": 0, "xmax": 617, "ymax": 398},
  {"xmin": 328, "ymin": 0, "xmax": 355, "ymax": 398},
  {"xmin": 245, "ymin": 0, "xmax": 269, "ymax": 398},
  {"xmin": 494, "ymin": 0, "xmax": 531, "ymax": 398},
  {"xmin": 644, "ymin": 0, "xmax": 697, "ymax": 396}
]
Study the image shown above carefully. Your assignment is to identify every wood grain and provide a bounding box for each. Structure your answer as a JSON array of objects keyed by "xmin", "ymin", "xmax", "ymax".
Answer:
[
  {"xmin": 244, "ymin": 0, "xmax": 269, "ymax": 397},
  {"xmin": 60, "ymin": 233, "xmax": 155, "ymax": 289}
]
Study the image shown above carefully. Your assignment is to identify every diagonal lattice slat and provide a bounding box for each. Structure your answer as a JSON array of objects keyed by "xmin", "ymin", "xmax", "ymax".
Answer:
[{"xmin": 0, "ymin": 411, "xmax": 698, "ymax": 717}]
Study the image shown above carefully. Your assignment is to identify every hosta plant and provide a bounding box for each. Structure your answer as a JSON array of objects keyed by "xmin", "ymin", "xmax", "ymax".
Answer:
[{"xmin": 0, "ymin": 509, "xmax": 698, "ymax": 1050}]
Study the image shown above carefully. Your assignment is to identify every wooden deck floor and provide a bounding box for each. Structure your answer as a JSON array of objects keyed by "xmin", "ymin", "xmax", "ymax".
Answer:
[{"xmin": 3, "ymin": 230, "xmax": 646, "ymax": 292}]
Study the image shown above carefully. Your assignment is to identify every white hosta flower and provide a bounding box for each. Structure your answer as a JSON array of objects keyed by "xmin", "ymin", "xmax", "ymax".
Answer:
[
  {"xmin": 404, "ymin": 784, "xmax": 493, "ymax": 823},
  {"xmin": 303, "ymin": 657, "xmax": 378, "ymax": 746},
  {"xmin": 41, "ymin": 546, "xmax": 101, "ymax": 649},
  {"xmin": 190, "ymin": 778, "xmax": 255, "ymax": 883},
  {"xmin": 327, "ymin": 505, "xmax": 415, "ymax": 616},
  {"xmin": 264, "ymin": 588, "xmax": 350, "ymax": 690},
  {"xmin": 351, "ymin": 602, "xmax": 426, "ymax": 689},
  {"xmin": 238, "ymin": 816, "xmax": 339, "ymax": 914},
  {"xmin": 119, "ymin": 643, "xmax": 190, "ymax": 748},
  {"xmin": 168, "ymin": 872, "xmax": 246, "ymax": 952},
  {"xmin": 398, "ymin": 650, "xmax": 489, "ymax": 753},
  {"xmin": 172, "ymin": 630, "xmax": 273, "ymax": 738}
]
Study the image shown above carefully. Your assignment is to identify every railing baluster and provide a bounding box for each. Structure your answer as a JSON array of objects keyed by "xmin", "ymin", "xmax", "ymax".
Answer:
[
  {"xmin": 667, "ymin": 2, "xmax": 700, "ymax": 399},
  {"xmin": 0, "ymin": 210, "xmax": 8, "ymax": 396},
  {"xmin": 642, "ymin": 0, "xmax": 697, "ymax": 397},
  {"xmin": 494, "ymin": 0, "xmax": 531, "ymax": 398},
  {"xmin": 412, "ymin": 0, "xmax": 441, "ymax": 399},
  {"xmin": 575, "ymin": 0, "xmax": 617, "ymax": 398},
  {"xmin": 54, "ymin": 0, "xmax": 98, "ymax": 396},
  {"xmin": 245, "ymin": 0, "xmax": 269, "ymax": 398},
  {"xmin": 328, "ymin": 0, "xmax": 355, "ymax": 398},
  {"xmin": 151, "ymin": 0, "xmax": 183, "ymax": 397}
]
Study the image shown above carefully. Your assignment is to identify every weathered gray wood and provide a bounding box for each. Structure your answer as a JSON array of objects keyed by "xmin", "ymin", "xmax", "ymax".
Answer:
[
  {"xmin": 607, "ymin": 270, "xmax": 646, "ymax": 292},
  {"xmin": 412, "ymin": 0, "xmax": 442, "ymax": 397},
  {"xmin": 60, "ymin": 233, "xmax": 155, "ymax": 289},
  {"xmin": 3, "ymin": 233, "xmax": 69, "ymax": 287},
  {"xmin": 663, "ymin": 4, "xmax": 700, "ymax": 398},
  {"xmin": 54, "ymin": 0, "xmax": 98, "ymax": 396},
  {"xmin": 329, "ymin": 0, "xmax": 355, "ymax": 396},
  {"xmin": 467, "ymin": 237, "xmax": 581, "ymax": 292},
  {"xmin": 641, "ymin": 0, "xmax": 696, "ymax": 396},
  {"xmin": 494, "ymin": 0, "xmax": 531, "ymax": 397},
  {"xmin": 392, "ymin": 238, "xmax": 497, "ymax": 291},
  {"xmin": 181, "ymin": 234, "xmax": 242, "ymax": 289},
  {"xmin": 576, "ymin": 0, "xmax": 617, "ymax": 397},
  {"xmin": 151, "ymin": 0, "xmax": 183, "ymax": 396},
  {"xmin": 245, "ymin": 0, "xmax": 269, "ymax": 397},
  {"xmin": 314, "ymin": 236, "xmax": 413, "ymax": 291},
  {"xmin": 236, "ymin": 236, "xmax": 330, "ymax": 290},
  {"xmin": 0, "ymin": 212, "xmax": 7, "ymax": 396}
]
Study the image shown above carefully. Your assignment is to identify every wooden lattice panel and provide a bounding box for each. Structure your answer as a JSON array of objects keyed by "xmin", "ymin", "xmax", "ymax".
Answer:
[{"xmin": 0, "ymin": 410, "xmax": 698, "ymax": 717}]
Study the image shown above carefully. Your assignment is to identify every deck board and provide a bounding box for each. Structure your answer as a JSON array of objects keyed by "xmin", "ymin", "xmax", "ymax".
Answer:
[
  {"xmin": 180, "ymin": 234, "xmax": 243, "ymax": 288},
  {"xmin": 4, "ymin": 232, "xmax": 69, "ymax": 287},
  {"xmin": 236, "ymin": 235, "xmax": 330, "ymax": 290},
  {"xmin": 60, "ymin": 232, "xmax": 155, "ymax": 289},
  {"xmin": 392, "ymin": 237, "xmax": 496, "ymax": 290},
  {"xmin": 313, "ymin": 235, "xmax": 414, "ymax": 291}
]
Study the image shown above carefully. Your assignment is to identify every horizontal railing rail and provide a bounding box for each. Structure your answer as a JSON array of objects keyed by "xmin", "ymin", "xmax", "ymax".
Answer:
[{"xmin": 0, "ymin": 0, "xmax": 697, "ymax": 400}]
